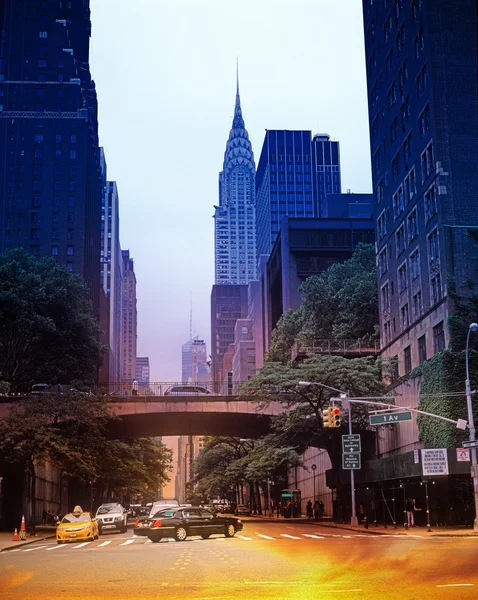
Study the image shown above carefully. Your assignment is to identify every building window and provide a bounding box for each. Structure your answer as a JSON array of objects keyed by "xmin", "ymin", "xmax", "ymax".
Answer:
[
  {"xmin": 31, "ymin": 228, "xmax": 40, "ymax": 239},
  {"xmin": 392, "ymin": 185, "xmax": 404, "ymax": 219},
  {"xmin": 34, "ymin": 150, "xmax": 43, "ymax": 159},
  {"xmin": 67, "ymin": 246, "xmax": 73, "ymax": 256},
  {"xmin": 384, "ymin": 320, "xmax": 392, "ymax": 344},
  {"xmin": 419, "ymin": 104, "xmax": 430, "ymax": 138},
  {"xmin": 404, "ymin": 167, "xmax": 416, "ymax": 204},
  {"xmin": 392, "ymin": 152, "xmax": 400, "ymax": 180},
  {"xmin": 387, "ymin": 83, "xmax": 397, "ymax": 111},
  {"xmin": 401, "ymin": 303, "xmax": 409, "ymax": 329},
  {"xmin": 414, "ymin": 27, "xmax": 424, "ymax": 60},
  {"xmin": 39, "ymin": 31, "xmax": 48, "ymax": 38},
  {"xmin": 424, "ymin": 183, "xmax": 437, "ymax": 221},
  {"xmin": 70, "ymin": 135, "xmax": 76, "ymax": 144},
  {"xmin": 398, "ymin": 262, "xmax": 408, "ymax": 293},
  {"xmin": 408, "ymin": 209, "xmax": 418, "ymax": 242},
  {"xmin": 55, "ymin": 150, "xmax": 61, "ymax": 158},
  {"xmin": 67, "ymin": 229, "xmax": 73, "ymax": 239},
  {"xmin": 381, "ymin": 282, "xmax": 390, "ymax": 312},
  {"xmin": 34, "ymin": 134, "xmax": 43, "ymax": 143},
  {"xmin": 55, "ymin": 134, "xmax": 62, "ymax": 143},
  {"xmin": 416, "ymin": 64, "xmax": 428, "ymax": 98},
  {"xmin": 413, "ymin": 290, "xmax": 423, "ymax": 320},
  {"xmin": 69, "ymin": 150, "xmax": 76, "ymax": 159},
  {"xmin": 395, "ymin": 224, "xmax": 406, "ymax": 257},
  {"xmin": 37, "ymin": 59, "xmax": 46, "ymax": 68},
  {"xmin": 418, "ymin": 335, "xmax": 427, "ymax": 363},
  {"xmin": 378, "ymin": 247, "xmax": 388, "ymax": 277},
  {"xmin": 51, "ymin": 245, "xmax": 58, "ymax": 256},
  {"xmin": 431, "ymin": 273, "xmax": 442, "ymax": 305},
  {"xmin": 427, "ymin": 228, "xmax": 439, "ymax": 262},
  {"xmin": 410, "ymin": 248, "xmax": 420, "ymax": 279},
  {"xmin": 421, "ymin": 141, "xmax": 434, "ymax": 182},
  {"xmin": 404, "ymin": 346, "xmax": 412, "ymax": 374},
  {"xmin": 66, "ymin": 262, "xmax": 73, "ymax": 272},
  {"xmin": 375, "ymin": 179, "xmax": 384, "ymax": 204},
  {"xmin": 373, "ymin": 147, "xmax": 382, "ymax": 173},
  {"xmin": 400, "ymin": 96, "xmax": 411, "ymax": 131},
  {"xmin": 377, "ymin": 210, "xmax": 387, "ymax": 241},
  {"xmin": 433, "ymin": 321, "xmax": 445, "ymax": 353},
  {"xmin": 32, "ymin": 197, "xmax": 41, "ymax": 208},
  {"xmin": 403, "ymin": 133, "xmax": 412, "ymax": 165}
]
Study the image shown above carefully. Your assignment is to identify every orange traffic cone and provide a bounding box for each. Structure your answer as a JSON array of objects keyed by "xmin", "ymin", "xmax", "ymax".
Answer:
[
  {"xmin": 12, "ymin": 528, "xmax": 19, "ymax": 541},
  {"xmin": 19, "ymin": 515, "xmax": 26, "ymax": 540}
]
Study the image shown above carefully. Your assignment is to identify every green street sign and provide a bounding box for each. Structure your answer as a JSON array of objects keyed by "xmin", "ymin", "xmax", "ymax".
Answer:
[
  {"xmin": 343, "ymin": 453, "xmax": 361, "ymax": 470},
  {"xmin": 342, "ymin": 434, "xmax": 361, "ymax": 453},
  {"xmin": 369, "ymin": 411, "xmax": 413, "ymax": 425}
]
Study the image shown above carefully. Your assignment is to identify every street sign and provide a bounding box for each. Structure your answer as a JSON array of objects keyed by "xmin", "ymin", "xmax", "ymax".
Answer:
[
  {"xmin": 342, "ymin": 453, "xmax": 361, "ymax": 470},
  {"xmin": 369, "ymin": 411, "xmax": 413, "ymax": 425},
  {"xmin": 414, "ymin": 449, "xmax": 420, "ymax": 464},
  {"xmin": 421, "ymin": 448, "xmax": 449, "ymax": 476},
  {"xmin": 463, "ymin": 440, "xmax": 478, "ymax": 449},
  {"xmin": 457, "ymin": 448, "xmax": 471, "ymax": 462},
  {"xmin": 342, "ymin": 434, "xmax": 361, "ymax": 453}
]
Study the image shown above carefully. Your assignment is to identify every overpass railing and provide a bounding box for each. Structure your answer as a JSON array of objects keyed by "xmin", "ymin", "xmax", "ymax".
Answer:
[
  {"xmin": 103, "ymin": 381, "xmax": 251, "ymax": 397},
  {"xmin": 291, "ymin": 338, "xmax": 381, "ymax": 361}
]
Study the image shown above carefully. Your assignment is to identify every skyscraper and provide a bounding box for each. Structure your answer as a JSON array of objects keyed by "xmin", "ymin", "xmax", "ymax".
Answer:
[
  {"xmin": 181, "ymin": 337, "xmax": 208, "ymax": 385},
  {"xmin": 362, "ymin": 0, "xmax": 478, "ymax": 374},
  {"xmin": 135, "ymin": 357, "xmax": 150, "ymax": 384},
  {"xmin": 214, "ymin": 76, "xmax": 257, "ymax": 284},
  {"xmin": 0, "ymin": 0, "xmax": 103, "ymax": 318},
  {"xmin": 120, "ymin": 250, "xmax": 137, "ymax": 382},
  {"xmin": 255, "ymin": 131, "xmax": 341, "ymax": 257}
]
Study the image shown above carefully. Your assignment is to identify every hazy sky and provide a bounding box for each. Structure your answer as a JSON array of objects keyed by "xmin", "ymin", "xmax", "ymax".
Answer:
[{"xmin": 89, "ymin": 0, "xmax": 372, "ymax": 382}]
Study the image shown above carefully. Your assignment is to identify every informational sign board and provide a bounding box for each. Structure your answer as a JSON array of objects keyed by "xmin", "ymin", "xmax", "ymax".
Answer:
[
  {"xmin": 421, "ymin": 448, "xmax": 449, "ymax": 476},
  {"xmin": 342, "ymin": 434, "xmax": 361, "ymax": 453},
  {"xmin": 456, "ymin": 448, "xmax": 471, "ymax": 462},
  {"xmin": 342, "ymin": 453, "xmax": 361, "ymax": 470},
  {"xmin": 369, "ymin": 411, "xmax": 413, "ymax": 425},
  {"xmin": 414, "ymin": 449, "xmax": 419, "ymax": 464}
]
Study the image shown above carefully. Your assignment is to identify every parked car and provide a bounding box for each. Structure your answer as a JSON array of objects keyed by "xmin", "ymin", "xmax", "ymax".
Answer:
[
  {"xmin": 56, "ymin": 506, "xmax": 99, "ymax": 544},
  {"xmin": 96, "ymin": 503, "xmax": 128, "ymax": 534},
  {"xmin": 235, "ymin": 504, "xmax": 252, "ymax": 517},
  {"xmin": 164, "ymin": 385, "xmax": 214, "ymax": 396},
  {"xmin": 134, "ymin": 507, "xmax": 243, "ymax": 542}
]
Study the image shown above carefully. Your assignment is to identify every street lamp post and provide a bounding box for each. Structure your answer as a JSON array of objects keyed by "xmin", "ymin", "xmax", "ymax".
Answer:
[
  {"xmin": 299, "ymin": 381, "xmax": 358, "ymax": 526},
  {"xmin": 465, "ymin": 322, "xmax": 478, "ymax": 533}
]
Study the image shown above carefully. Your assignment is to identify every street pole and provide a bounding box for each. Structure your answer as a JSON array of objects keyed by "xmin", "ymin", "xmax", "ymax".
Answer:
[
  {"xmin": 267, "ymin": 479, "xmax": 271, "ymax": 517},
  {"xmin": 346, "ymin": 396, "xmax": 359, "ymax": 526},
  {"xmin": 465, "ymin": 323, "xmax": 478, "ymax": 533}
]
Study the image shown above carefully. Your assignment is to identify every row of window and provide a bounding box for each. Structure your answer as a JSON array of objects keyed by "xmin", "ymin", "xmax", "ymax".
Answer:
[
  {"xmin": 378, "ymin": 227, "xmax": 439, "ymax": 280},
  {"xmin": 400, "ymin": 321, "xmax": 444, "ymax": 375}
]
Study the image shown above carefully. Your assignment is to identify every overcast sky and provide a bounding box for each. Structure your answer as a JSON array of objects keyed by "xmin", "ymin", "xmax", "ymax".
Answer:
[{"xmin": 89, "ymin": 0, "xmax": 372, "ymax": 382}]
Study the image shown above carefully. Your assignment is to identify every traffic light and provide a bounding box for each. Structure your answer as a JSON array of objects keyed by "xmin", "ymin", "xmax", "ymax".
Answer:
[
  {"xmin": 331, "ymin": 406, "xmax": 341, "ymax": 428},
  {"xmin": 322, "ymin": 407, "xmax": 332, "ymax": 428}
]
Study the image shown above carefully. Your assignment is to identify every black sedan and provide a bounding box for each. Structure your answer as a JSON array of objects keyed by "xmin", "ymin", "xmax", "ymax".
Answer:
[{"xmin": 134, "ymin": 507, "xmax": 243, "ymax": 542}]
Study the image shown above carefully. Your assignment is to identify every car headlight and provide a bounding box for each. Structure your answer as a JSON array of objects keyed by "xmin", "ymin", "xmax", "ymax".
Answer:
[
  {"xmin": 114, "ymin": 517, "xmax": 123, "ymax": 521},
  {"xmin": 237, "ymin": 519, "xmax": 242, "ymax": 523}
]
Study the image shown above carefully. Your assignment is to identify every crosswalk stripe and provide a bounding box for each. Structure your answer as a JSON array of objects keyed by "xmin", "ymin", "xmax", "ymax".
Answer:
[
  {"xmin": 72, "ymin": 542, "xmax": 91, "ymax": 549},
  {"xmin": 237, "ymin": 535, "xmax": 253, "ymax": 541},
  {"xmin": 303, "ymin": 534, "xmax": 324, "ymax": 539},
  {"xmin": 23, "ymin": 545, "xmax": 47, "ymax": 552},
  {"xmin": 120, "ymin": 539, "xmax": 135, "ymax": 546},
  {"xmin": 144, "ymin": 539, "xmax": 152, "ymax": 544},
  {"xmin": 215, "ymin": 537, "xmax": 225, "ymax": 541},
  {"xmin": 343, "ymin": 535, "xmax": 353, "ymax": 538},
  {"xmin": 257, "ymin": 534, "xmax": 274, "ymax": 540},
  {"xmin": 281, "ymin": 534, "xmax": 301, "ymax": 540},
  {"xmin": 46, "ymin": 545, "xmax": 64, "ymax": 550},
  {"xmin": 97, "ymin": 541, "xmax": 111, "ymax": 547}
]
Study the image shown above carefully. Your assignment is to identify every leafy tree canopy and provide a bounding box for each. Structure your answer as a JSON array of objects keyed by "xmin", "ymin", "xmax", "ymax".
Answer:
[
  {"xmin": 266, "ymin": 243, "xmax": 378, "ymax": 364},
  {"xmin": 0, "ymin": 248, "xmax": 103, "ymax": 391}
]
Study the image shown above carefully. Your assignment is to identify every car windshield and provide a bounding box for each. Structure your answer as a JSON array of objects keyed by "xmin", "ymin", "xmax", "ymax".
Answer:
[
  {"xmin": 61, "ymin": 514, "xmax": 91, "ymax": 524},
  {"xmin": 152, "ymin": 509, "xmax": 176, "ymax": 518},
  {"xmin": 97, "ymin": 505, "xmax": 120, "ymax": 514}
]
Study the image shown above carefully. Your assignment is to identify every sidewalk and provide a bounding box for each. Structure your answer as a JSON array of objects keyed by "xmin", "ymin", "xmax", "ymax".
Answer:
[
  {"xmin": 0, "ymin": 526, "xmax": 56, "ymax": 552},
  {"xmin": 245, "ymin": 515, "xmax": 477, "ymax": 537}
]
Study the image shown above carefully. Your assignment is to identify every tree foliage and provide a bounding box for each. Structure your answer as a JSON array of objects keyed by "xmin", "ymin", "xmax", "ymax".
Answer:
[
  {"xmin": 266, "ymin": 243, "xmax": 379, "ymax": 363},
  {"xmin": 0, "ymin": 248, "xmax": 103, "ymax": 392}
]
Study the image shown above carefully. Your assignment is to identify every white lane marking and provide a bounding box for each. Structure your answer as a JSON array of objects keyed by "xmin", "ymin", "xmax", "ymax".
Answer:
[
  {"xmin": 72, "ymin": 542, "xmax": 91, "ymax": 549},
  {"xmin": 436, "ymin": 584, "xmax": 474, "ymax": 588},
  {"xmin": 280, "ymin": 534, "xmax": 301, "ymax": 540},
  {"xmin": 46, "ymin": 545, "xmax": 64, "ymax": 551},
  {"xmin": 97, "ymin": 541, "xmax": 111, "ymax": 547},
  {"xmin": 330, "ymin": 589, "xmax": 363, "ymax": 593},
  {"xmin": 144, "ymin": 539, "xmax": 152, "ymax": 544},
  {"xmin": 257, "ymin": 534, "xmax": 274, "ymax": 540},
  {"xmin": 9, "ymin": 549, "xmax": 22, "ymax": 552},
  {"xmin": 236, "ymin": 535, "xmax": 253, "ymax": 541},
  {"xmin": 342, "ymin": 535, "xmax": 353, "ymax": 538},
  {"xmin": 23, "ymin": 545, "xmax": 47, "ymax": 552},
  {"xmin": 215, "ymin": 538, "xmax": 225, "ymax": 541},
  {"xmin": 120, "ymin": 539, "xmax": 135, "ymax": 546},
  {"xmin": 303, "ymin": 534, "xmax": 324, "ymax": 539}
]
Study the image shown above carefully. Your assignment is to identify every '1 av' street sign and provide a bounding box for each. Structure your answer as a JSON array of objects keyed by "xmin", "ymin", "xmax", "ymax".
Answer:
[
  {"xmin": 343, "ymin": 453, "xmax": 361, "ymax": 470},
  {"xmin": 342, "ymin": 434, "xmax": 361, "ymax": 453},
  {"xmin": 369, "ymin": 411, "xmax": 413, "ymax": 425},
  {"xmin": 463, "ymin": 440, "xmax": 478, "ymax": 449}
]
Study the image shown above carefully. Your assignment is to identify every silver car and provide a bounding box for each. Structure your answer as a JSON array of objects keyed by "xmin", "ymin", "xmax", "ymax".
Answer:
[{"xmin": 96, "ymin": 503, "xmax": 128, "ymax": 534}]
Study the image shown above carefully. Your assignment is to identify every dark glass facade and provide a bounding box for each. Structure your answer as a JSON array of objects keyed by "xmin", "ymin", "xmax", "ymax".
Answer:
[
  {"xmin": 0, "ymin": 0, "xmax": 103, "ymax": 318},
  {"xmin": 255, "ymin": 131, "xmax": 341, "ymax": 257},
  {"xmin": 362, "ymin": 0, "xmax": 478, "ymax": 373}
]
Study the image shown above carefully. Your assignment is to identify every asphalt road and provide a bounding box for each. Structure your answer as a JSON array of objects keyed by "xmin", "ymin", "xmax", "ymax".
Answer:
[{"xmin": 1, "ymin": 520, "xmax": 478, "ymax": 600}]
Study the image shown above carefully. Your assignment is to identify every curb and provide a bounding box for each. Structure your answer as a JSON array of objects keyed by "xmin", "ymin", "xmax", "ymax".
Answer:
[{"xmin": 0, "ymin": 534, "xmax": 55, "ymax": 553}]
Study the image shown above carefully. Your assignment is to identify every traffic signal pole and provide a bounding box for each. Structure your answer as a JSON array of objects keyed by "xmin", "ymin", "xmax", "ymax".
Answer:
[{"xmin": 344, "ymin": 394, "xmax": 358, "ymax": 526}]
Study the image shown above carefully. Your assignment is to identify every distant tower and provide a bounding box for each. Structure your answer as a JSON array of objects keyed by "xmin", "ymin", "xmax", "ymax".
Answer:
[{"xmin": 214, "ymin": 69, "xmax": 257, "ymax": 284}]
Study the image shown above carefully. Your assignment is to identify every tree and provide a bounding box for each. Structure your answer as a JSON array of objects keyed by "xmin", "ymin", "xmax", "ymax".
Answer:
[
  {"xmin": 0, "ymin": 248, "xmax": 103, "ymax": 392},
  {"xmin": 0, "ymin": 393, "xmax": 114, "ymax": 526},
  {"xmin": 266, "ymin": 310, "xmax": 303, "ymax": 364},
  {"xmin": 299, "ymin": 243, "xmax": 378, "ymax": 343},
  {"xmin": 240, "ymin": 355, "xmax": 389, "ymax": 520}
]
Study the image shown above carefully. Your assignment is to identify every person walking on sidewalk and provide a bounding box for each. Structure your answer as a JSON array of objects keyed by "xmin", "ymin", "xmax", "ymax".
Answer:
[
  {"xmin": 406, "ymin": 497, "xmax": 415, "ymax": 527},
  {"xmin": 306, "ymin": 500, "xmax": 313, "ymax": 519},
  {"xmin": 313, "ymin": 500, "xmax": 320, "ymax": 521}
]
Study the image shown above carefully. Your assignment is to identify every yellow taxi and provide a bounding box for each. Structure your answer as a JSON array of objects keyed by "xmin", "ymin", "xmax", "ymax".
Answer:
[{"xmin": 56, "ymin": 506, "xmax": 99, "ymax": 544}]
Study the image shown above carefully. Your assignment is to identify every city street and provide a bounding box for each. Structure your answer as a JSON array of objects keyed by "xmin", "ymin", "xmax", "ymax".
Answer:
[{"xmin": 1, "ymin": 520, "xmax": 478, "ymax": 600}]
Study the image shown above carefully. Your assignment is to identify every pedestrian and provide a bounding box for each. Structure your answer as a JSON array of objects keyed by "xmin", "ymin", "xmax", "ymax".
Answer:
[
  {"xmin": 42, "ymin": 508, "xmax": 47, "ymax": 526},
  {"xmin": 358, "ymin": 503, "xmax": 367, "ymax": 524},
  {"xmin": 319, "ymin": 501, "xmax": 324, "ymax": 519},
  {"xmin": 276, "ymin": 501, "xmax": 281, "ymax": 518},
  {"xmin": 406, "ymin": 497, "xmax": 415, "ymax": 527},
  {"xmin": 47, "ymin": 510, "xmax": 53, "ymax": 525},
  {"xmin": 413, "ymin": 498, "xmax": 422, "ymax": 526},
  {"xmin": 306, "ymin": 500, "xmax": 313, "ymax": 519},
  {"xmin": 313, "ymin": 500, "xmax": 320, "ymax": 521}
]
